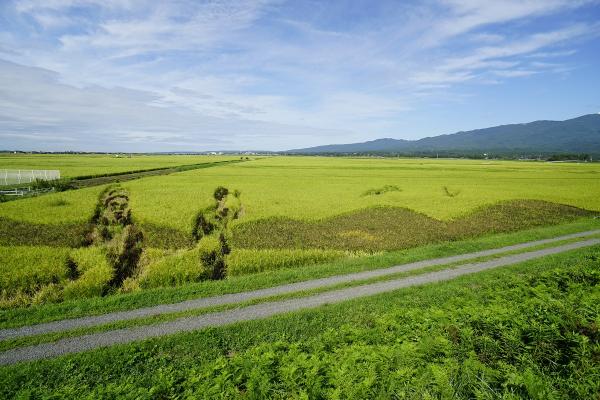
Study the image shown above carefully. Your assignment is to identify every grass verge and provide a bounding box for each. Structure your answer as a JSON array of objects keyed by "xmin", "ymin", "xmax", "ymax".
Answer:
[
  {"xmin": 0, "ymin": 244, "xmax": 598, "ymax": 398},
  {"xmin": 1, "ymin": 233, "xmax": 598, "ymax": 352}
]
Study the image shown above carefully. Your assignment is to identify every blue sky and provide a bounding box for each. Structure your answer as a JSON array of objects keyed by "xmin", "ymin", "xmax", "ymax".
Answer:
[{"xmin": 0, "ymin": 0, "xmax": 599, "ymax": 152}]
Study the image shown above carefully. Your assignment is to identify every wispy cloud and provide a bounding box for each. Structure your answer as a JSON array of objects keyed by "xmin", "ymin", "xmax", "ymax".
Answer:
[
  {"xmin": 410, "ymin": 23, "xmax": 598, "ymax": 86},
  {"xmin": 0, "ymin": 0, "xmax": 599, "ymax": 150}
]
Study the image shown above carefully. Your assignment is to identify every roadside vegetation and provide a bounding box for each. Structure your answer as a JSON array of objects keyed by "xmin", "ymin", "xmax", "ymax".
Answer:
[{"xmin": 1, "ymin": 245, "xmax": 598, "ymax": 399}]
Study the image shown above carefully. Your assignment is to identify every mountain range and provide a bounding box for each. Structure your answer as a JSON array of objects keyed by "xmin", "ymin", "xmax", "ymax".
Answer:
[{"xmin": 288, "ymin": 114, "xmax": 600, "ymax": 155}]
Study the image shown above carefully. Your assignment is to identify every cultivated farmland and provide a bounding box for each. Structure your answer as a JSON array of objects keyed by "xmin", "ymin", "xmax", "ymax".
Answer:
[
  {"xmin": 1, "ymin": 155, "xmax": 600, "ymax": 398},
  {"xmin": 0, "ymin": 153, "xmax": 238, "ymax": 178},
  {"xmin": 1, "ymin": 156, "xmax": 599, "ymax": 309}
]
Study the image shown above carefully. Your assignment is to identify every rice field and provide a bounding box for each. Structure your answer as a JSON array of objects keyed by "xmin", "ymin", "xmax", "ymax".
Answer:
[
  {"xmin": 0, "ymin": 155, "xmax": 599, "ymax": 308},
  {"xmin": 0, "ymin": 154, "xmax": 239, "ymax": 178},
  {"xmin": 126, "ymin": 156, "xmax": 600, "ymax": 228}
]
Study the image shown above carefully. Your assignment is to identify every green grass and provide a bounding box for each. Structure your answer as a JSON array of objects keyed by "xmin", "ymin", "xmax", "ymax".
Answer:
[
  {"xmin": 0, "ymin": 245, "xmax": 116, "ymax": 308},
  {"xmin": 0, "ymin": 185, "xmax": 104, "ymax": 224},
  {"xmin": 1, "ymin": 156, "xmax": 599, "ymax": 311},
  {"xmin": 126, "ymin": 156, "xmax": 600, "ymax": 229},
  {"xmin": 3, "ymin": 156, "xmax": 600, "ymax": 229},
  {"xmin": 137, "ymin": 246, "xmax": 206, "ymax": 289},
  {"xmin": 140, "ymin": 223, "xmax": 195, "ymax": 248},
  {"xmin": 226, "ymin": 248, "xmax": 353, "ymax": 276},
  {"xmin": 0, "ymin": 246, "xmax": 71, "ymax": 308},
  {"xmin": 1, "ymin": 155, "xmax": 598, "ymax": 397},
  {"xmin": 2, "ymin": 232, "xmax": 597, "ymax": 353},
  {"xmin": 232, "ymin": 200, "xmax": 595, "ymax": 251},
  {"xmin": 0, "ymin": 218, "xmax": 89, "ymax": 247},
  {"xmin": 1, "ymin": 244, "xmax": 598, "ymax": 399},
  {"xmin": 1, "ymin": 195, "xmax": 593, "ymax": 307},
  {"xmin": 63, "ymin": 247, "xmax": 114, "ymax": 300},
  {"xmin": 122, "ymin": 156, "xmax": 600, "ymax": 248},
  {"xmin": 0, "ymin": 154, "xmax": 239, "ymax": 178},
  {"xmin": 1, "ymin": 218, "xmax": 598, "ymax": 330}
]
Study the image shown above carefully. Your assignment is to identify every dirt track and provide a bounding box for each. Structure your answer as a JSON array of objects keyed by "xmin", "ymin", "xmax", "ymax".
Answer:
[
  {"xmin": 0, "ymin": 236, "xmax": 598, "ymax": 365},
  {"xmin": 2, "ymin": 229, "xmax": 598, "ymax": 341}
]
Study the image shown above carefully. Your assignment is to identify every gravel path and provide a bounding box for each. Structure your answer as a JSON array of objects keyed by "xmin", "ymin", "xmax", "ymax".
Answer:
[
  {"xmin": 1, "ymin": 237, "xmax": 598, "ymax": 365},
  {"xmin": 1, "ymin": 229, "xmax": 599, "ymax": 342}
]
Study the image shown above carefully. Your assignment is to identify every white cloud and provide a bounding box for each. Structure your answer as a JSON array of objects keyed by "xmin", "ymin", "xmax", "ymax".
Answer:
[
  {"xmin": 57, "ymin": 1, "xmax": 273, "ymax": 55},
  {"xmin": 492, "ymin": 69, "xmax": 538, "ymax": 78},
  {"xmin": 0, "ymin": 60, "xmax": 348, "ymax": 151},
  {"xmin": 407, "ymin": 23, "xmax": 598, "ymax": 86},
  {"xmin": 418, "ymin": 0, "xmax": 595, "ymax": 46},
  {"xmin": 0, "ymin": 0, "xmax": 598, "ymax": 149}
]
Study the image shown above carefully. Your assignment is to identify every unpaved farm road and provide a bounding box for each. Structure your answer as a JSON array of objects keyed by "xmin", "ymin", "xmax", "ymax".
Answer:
[
  {"xmin": 2, "ymin": 228, "xmax": 600, "ymax": 343},
  {"xmin": 2, "ymin": 229, "xmax": 599, "ymax": 342},
  {"xmin": 1, "ymin": 236, "xmax": 599, "ymax": 365}
]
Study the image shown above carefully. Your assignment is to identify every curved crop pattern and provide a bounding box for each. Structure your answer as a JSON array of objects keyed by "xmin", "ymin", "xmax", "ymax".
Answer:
[{"xmin": 232, "ymin": 200, "xmax": 597, "ymax": 252}]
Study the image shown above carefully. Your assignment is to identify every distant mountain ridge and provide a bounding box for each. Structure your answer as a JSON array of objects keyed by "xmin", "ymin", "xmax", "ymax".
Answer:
[{"xmin": 288, "ymin": 114, "xmax": 600, "ymax": 155}]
